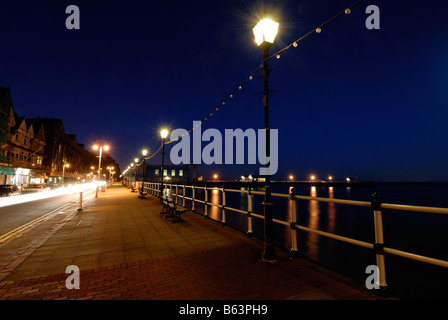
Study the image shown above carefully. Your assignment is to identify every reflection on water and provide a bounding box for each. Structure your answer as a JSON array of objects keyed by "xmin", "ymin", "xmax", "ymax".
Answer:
[
  {"xmin": 285, "ymin": 186, "xmax": 338, "ymax": 261},
  {"xmin": 328, "ymin": 187, "xmax": 336, "ymax": 234},
  {"xmin": 209, "ymin": 189, "xmax": 221, "ymax": 221},
  {"xmin": 307, "ymin": 186, "xmax": 320, "ymax": 259}
]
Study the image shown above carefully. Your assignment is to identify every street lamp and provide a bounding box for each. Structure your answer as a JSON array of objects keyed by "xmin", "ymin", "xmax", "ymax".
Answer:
[
  {"xmin": 107, "ymin": 166, "xmax": 114, "ymax": 184},
  {"xmin": 140, "ymin": 149, "xmax": 148, "ymax": 197},
  {"xmin": 142, "ymin": 149, "xmax": 148, "ymax": 181},
  {"xmin": 133, "ymin": 158, "xmax": 139, "ymax": 188},
  {"xmin": 160, "ymin": 129, "xmax": 169, "ymax": 198},
  {"xmin": 92, "ymin": 143, "xmax": 109, "ymax": 183},
  {"xmin": 62, "ymin": 161, "xmax": 70, "ymax": 184},
  {"xmin": 253, "ymin": 10, "xmax": 279, "ymax": 263}
]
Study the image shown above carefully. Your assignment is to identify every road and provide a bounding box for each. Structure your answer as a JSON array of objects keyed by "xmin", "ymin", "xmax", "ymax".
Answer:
[{"xmin": 0, "ymin": 184, "xmax": 98, "ymax": 237}]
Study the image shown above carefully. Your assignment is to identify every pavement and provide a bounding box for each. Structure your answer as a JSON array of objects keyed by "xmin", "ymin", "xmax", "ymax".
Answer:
[{"xmin": 0, "ymin": 183, "xmax": 388, "ymax": 301}]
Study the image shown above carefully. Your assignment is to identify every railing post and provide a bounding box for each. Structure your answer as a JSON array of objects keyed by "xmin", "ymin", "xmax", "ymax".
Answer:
[
  {"xmin": 221, "ymin": 188, "xmax": 226, "ymax": 225},
  {"xmin": 182, "ymin": 184, "xmax": 186, "ymax": 207},
  {"xmin": 192, "ymin": 184, "xmax": 196, "ymax": 212},
  {"xmin": 247, "ymin": 187, "xmax": 254, "ymax": 237},
  {"xmin": 289, "ymin": 187, "xmax": 299, "ymax": 258},
  {"xmin": 204, "ymin": 184, "xmax": 208, "ymax": 218},
  {"xmin": 175, "ymin": 184, "xmax": 178, "ymax": 204},
  {"xmin": 371, "ymin": 192, "xmax": 388, "ymax": 295}
]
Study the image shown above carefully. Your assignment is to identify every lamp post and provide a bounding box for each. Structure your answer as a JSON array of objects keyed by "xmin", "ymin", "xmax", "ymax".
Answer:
[
  {"xmin": 62, "ymin": 161, "xmax": 70, "ymax": 184},
  {"xmin": 93, "ymin": 143, "xmax": 109, "ymax": 183},
  {"xmin": 134, "ymin": 158, "xmax": 139, "ymax": 188},
  {"xmin": 160, "ymin": 129, "xmax": 168, "ymax": 198},
  {"xmin": 253, "ymin": 11, "xmax": 279, "ymax": 263},
  {"xmin": 130, "ymin": 163, "xmax": 135, "ymax": 189},
  {"xmin": 141, "ymin": 149, "xmax": 148, "ymax": 195},
  {"xmin": 107, "ymin": 166, "xmax": 114, "ymax": 184}
]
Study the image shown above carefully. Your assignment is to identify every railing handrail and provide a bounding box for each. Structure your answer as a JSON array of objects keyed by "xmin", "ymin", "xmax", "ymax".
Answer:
[
  {"xmin": 155, "ymin": 183, "xmax": 448, "ymax": 214},
  {"xmin": 136, "ymin": 181, "xmax": 448, "ymax": 291}
]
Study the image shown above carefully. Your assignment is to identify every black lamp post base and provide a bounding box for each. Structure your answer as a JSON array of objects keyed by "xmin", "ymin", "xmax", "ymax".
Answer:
[{"xmin": 261, "ymin": 245, "xmax": 277, "ymax": 264}]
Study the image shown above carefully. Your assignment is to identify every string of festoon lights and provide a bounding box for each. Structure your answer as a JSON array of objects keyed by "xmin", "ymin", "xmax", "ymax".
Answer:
[{"xmin": 126, "ymin": 0, "xmax": 363, "ymax": 168}]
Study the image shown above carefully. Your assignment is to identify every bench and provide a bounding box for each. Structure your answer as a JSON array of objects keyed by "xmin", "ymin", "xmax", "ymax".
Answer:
[
  {"xmin": 138, "ymin": 186, "xmax": 148, "ymax": 199},
  {"xmin": 160, "ymin": 195, "xmax": 189, "ymax": 223}
]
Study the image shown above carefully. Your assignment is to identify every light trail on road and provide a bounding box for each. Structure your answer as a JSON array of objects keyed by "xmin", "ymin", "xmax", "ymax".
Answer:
[{"xmin": 0, "ymin": 182, "xmax": 104, "ymax": 209}]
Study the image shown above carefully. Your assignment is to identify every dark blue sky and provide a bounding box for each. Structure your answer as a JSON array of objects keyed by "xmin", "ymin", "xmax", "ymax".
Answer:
[{"xmin": 1, "ymin": 0, "xmax": 448, "ymax": 181}]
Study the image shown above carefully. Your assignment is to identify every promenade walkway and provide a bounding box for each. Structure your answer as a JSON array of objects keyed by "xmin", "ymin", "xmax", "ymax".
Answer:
[{"xmin": 0, "ymin": 183, "xmax": 386, "ymax": 301}]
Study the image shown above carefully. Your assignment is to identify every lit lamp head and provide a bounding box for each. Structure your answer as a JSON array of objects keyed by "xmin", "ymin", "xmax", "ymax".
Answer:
[
  {"xmin": 134, "ymin": 158, "xmax": 139, "ymax": 163},
  {"xmin": 160, "ymin": 129, "xmax": 169, "ymax": 140},
  {"xmin": 103, "ymin": 145, "xmax": 109, "ymax": 151},
  {"xmin": 253, "ymin": 15, "xmax": 279, "ymax": 49},
  {"xmin": 93, "ymin": 144, "xmax": 99, "ymax": 151},
  {"xmin": 142, "ymin": 149, "xmax": 148, "ymax": 156}
]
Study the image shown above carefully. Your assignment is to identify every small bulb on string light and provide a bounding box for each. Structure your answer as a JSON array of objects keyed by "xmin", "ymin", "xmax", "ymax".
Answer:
[
  {"xmin": 222, "ymin": 102, "xmax": 225, "ymax": 105},
  {"xmin": 316, "ymin": 27, "xmax": 322, "ymax": 33},
  {"xmin": 238, "ymin": 86, "xmax": 242, "ymax": 90},
  {"xmin": 276, "ymin": 54, "xmax": 280, "ymax": 59},
  {"xmin": 345, "ymin": 8, "xmax": 351, "ymax": 14},
  {"xmin": 293, "ymin": 42, "xmax": 298, "ymax": 48},
  {"xmin": 230, "ymin": 94, "xmax": 233, "ymax": 98},
  {"xmin": 249, "ymin": 76, "xmax": 253, "ymax": 80}
]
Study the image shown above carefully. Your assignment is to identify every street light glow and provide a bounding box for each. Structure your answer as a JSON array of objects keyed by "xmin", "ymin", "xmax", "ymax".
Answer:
[
  {"xmin": 160, "ymin": 129, "xmax": 169, "ymax": 139},
  {"xmin": 142, "ymin": 149, "xmax": 148, "ymax": 156},
  {"xmin": 253, "ymin": 18, "xmax": 279, "ymax": 46}
]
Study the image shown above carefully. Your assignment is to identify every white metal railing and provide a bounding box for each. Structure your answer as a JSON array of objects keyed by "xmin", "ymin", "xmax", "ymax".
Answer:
[{"xmin": 129, "ymin": 181, "xmax": 448, "ymax": 292}]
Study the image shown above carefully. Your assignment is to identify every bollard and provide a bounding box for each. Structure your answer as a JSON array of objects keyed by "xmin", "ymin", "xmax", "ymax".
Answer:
[
  {"xmin": 78, "ymin": 192, "xmax": 83, "ymax": 211},
  {"xmin": 95, "ymin": 186, "xmax": 98, "ymax": 197}
]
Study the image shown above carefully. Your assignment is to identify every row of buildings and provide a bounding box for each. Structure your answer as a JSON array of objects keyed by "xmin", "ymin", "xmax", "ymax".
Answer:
[
  {"xmin": 123, "ymin": 164, "xmax": 200, "ymax": 185},
  {"xmin": 0, "ymin": 87, "xmax": 112, "ymax": 187}
]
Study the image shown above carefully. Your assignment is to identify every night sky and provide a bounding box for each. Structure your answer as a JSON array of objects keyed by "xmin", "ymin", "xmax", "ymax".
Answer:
[{"xmin": 1, "ymin": 0, "xmax": 447, "ymax": 181}]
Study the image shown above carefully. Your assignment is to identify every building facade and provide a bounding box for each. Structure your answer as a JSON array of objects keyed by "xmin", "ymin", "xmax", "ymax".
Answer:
[
  {"xmin": 125, "ymin": 164, "xmax": 199, "ymax": 184},
  {"xmin": 0, "ymin": 87, "xmax": 89, "ymax": 186}
]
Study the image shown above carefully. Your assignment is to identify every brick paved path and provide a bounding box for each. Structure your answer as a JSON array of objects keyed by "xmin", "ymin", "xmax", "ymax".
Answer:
[{"xmin": 0, "ymin": 184, "xmax": 386, "ymax": 301}]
